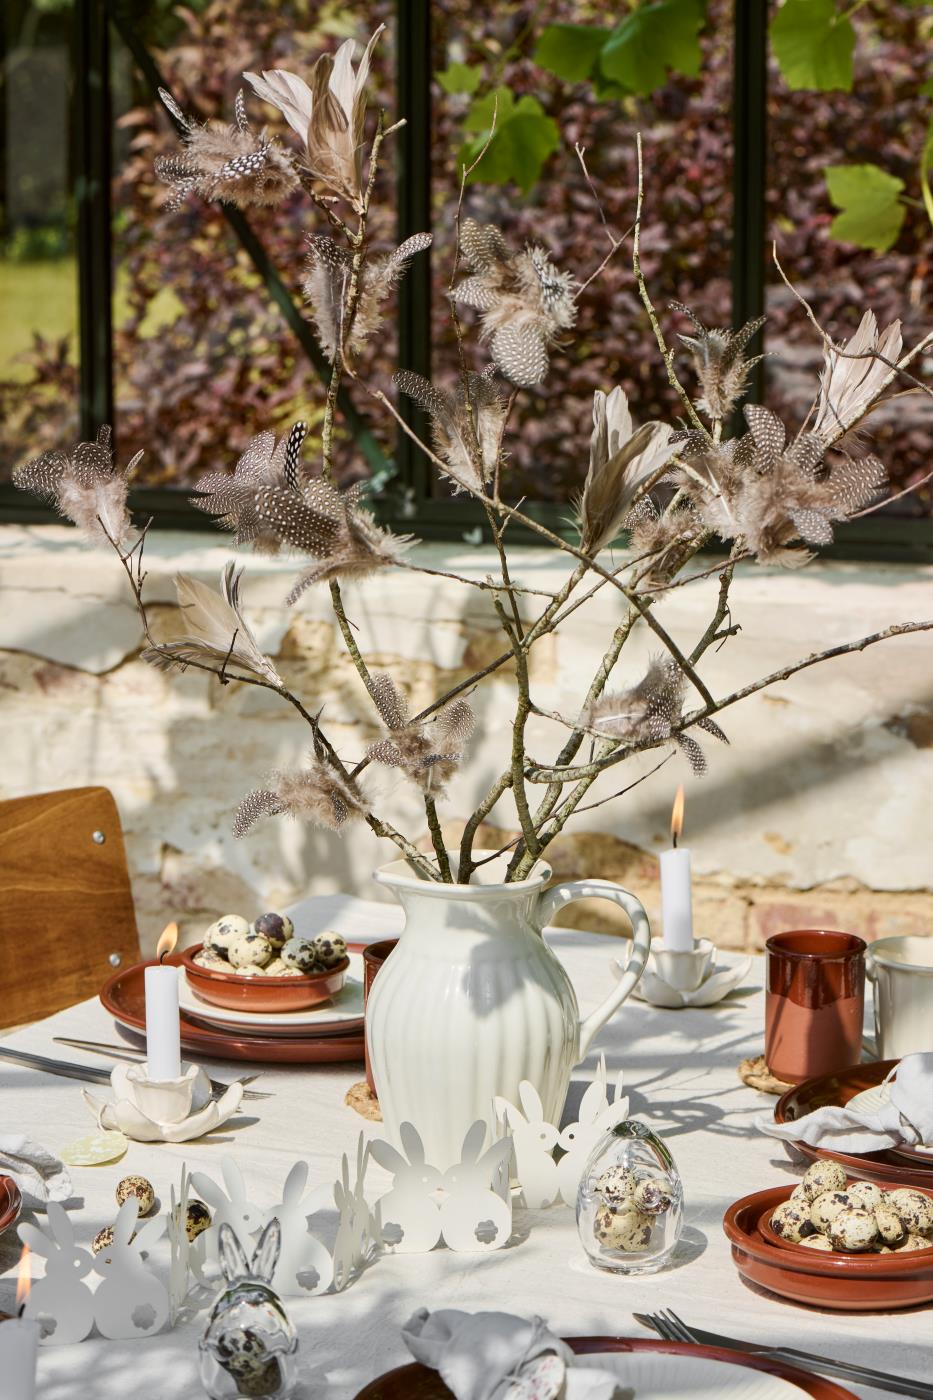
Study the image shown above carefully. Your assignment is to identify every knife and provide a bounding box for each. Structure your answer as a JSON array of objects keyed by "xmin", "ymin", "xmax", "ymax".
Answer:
[{"xmin": 0, "ymin": 1045, "xmax": 112, "ymax": 1086}]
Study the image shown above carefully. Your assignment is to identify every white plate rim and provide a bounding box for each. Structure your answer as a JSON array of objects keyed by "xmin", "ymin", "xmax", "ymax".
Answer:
[
  {"xmin": 178, "ymin": 951, "xmax": 365, "ymax": 1030},
  {"xmin": 576, "ymin": 1350, "xmax": 804, "ymax": 1399}
]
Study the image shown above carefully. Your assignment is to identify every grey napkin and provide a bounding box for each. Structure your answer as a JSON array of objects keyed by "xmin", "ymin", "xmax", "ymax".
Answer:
[
  {"xmin": 0, "ymin": 1133, "xmax": 72, "ymax": 1210},
  {"xmin": 402, "ymin": 1308, "xmax": 621, "ymax": 1400},
  {"xmin": 760, "ymin": 1053, "xmax": 933, "ymax": 1154}
]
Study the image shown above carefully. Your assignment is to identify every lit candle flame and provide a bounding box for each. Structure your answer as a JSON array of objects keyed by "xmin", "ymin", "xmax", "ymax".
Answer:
[
  {"xmin": 156, "ymin": 921, "xmax": 179, "ymax": 963},
  {"xmin": 16, "ymin": 1244, "xmax": 31, "ymax": 1312},
  {"xmin": 670, "ymin": 786, "xmax": 685, "ymax": 848}
]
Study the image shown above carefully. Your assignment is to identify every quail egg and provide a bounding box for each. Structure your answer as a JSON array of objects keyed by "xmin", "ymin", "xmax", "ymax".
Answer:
[
  {"xmin": 788, "ymin": 1183, "xmax": 810, "ymax": 1207},
  {"xmin": 887, "ymin": 1188, "xmax": 933, "ymax": 1235},
  {"xmin": 115, "ymin": 1174, "xmax": 156, "ymax": 1216},
  {"xmin": 809, "ymin": 1190, "xmax": 852, "ymax": 1233},
  {"xmin": 897, "ymin": 1232, "xmax": 933, "ymax": 1252},
  {"xmin": 227, "ymin": 931, "xmax": 273, "ymax": 969},
  {"xmin": 594, "ymin": 1204, "xmax": 654, "ymax": 1252},
  {"xmin": 281, "ymin": 937, "xmax": 323, "ymax": 973},
  {"xmin": 770, "ymin": 1200, "xmax": 815, "ymax": 1243},
  {"xmin": 184, "ymin": 1200, "xmax": 212, "ymax": 1242},
  {"xmin": 633, "ymin": 1177, "xmax": 673, "ymax": 1217},
  {"xmin": 193, "ymin": 945, "xmax": 229, "ymax": 971},
  {"xmin": 312, "ymin": 932, "xmax": 348, "ymax": 968},
  {"xmin": 801, "ymin": 1159, "xmax": 848, "ymax": 1200},
  {"xmin": 875, "ymin": 1204, "xmax": 908, "ymax": 1246},
  {"xmin": 799, "ymin": 1233, "xmax": 833, "ymax": 1251},
  {"xmin": 205, "ymin": 915, "xmax": 250, "ymax": 954},
  {"xmin": 847, "ymin": 1181, "xmax": 885, "ymax": 1213},
  {"xmin": 595, "ymin": 1165, "xmax": 637, "ymax": 1205},
  {"xmin": 252, "ymin": 912, "xmax": 294, "ymax": 949},
  {"xmin": 828, "ymin": 1207, "xmax": 879, "ymax": 1253}
]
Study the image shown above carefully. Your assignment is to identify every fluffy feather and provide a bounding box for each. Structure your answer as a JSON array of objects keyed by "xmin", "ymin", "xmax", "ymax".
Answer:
[
  {"xmin": 585, "ymin": 657, "xmax": 728, "ymax": 776},
  {"xmin": 234, "ymin": 755, "xmax": 368, "ymax": 836},
  {"xmin": 813, "ymin": 309, "xmax": 903, "ymax": 446},
  {"xmin": 191, "ymin": 423, "xmax": 308, "ymax": 551},
  {"xmin": 672, "ymin": 303, "xmax": 765, "ymax": 421},
  {"xmin": 367, "ymin": 674, "xmax": 475, "ymax": 794},
  {"xmin": 143, "ymin": 563, "xmax": 281, "ymax": 684},
  {"xmin": 395, "ymin": 368, "xmax": 504, "ymax": 494},
  {"xmin": 303, "ymin": 233, "xmax": 432, "ymax": 361},
  {"xmin": 155, "ymin": 88, "xmax": 298, "ymax": 210},
  {"xmin": 577, "ymin": 387, "xmax": 676, "ymax": 554},
  {"xmin": 13, "ymin": 424, "xmax": 137, "ymax": 546}
]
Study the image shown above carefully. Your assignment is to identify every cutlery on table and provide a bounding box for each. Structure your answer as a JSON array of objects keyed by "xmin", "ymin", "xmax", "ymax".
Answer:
[
  {"xmin": 635, "ymin": 1309, "xmax": 933, "ymax": 1399},
  {"xmin": 52, "ymin": 1037, "xmax": 270, "ymax": 1098},
  {"xmin": 0, "ymin": 1045, "xmax": 269, "ymax": 1103}
]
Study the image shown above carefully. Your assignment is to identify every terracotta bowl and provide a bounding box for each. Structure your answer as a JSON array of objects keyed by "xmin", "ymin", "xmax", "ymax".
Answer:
[
  {"xmin": 180, "ymin": 942, "xmax": 349, "ymax": 1014},
  {"xmin": 757, "ymin": 1179, "xmax": 933, "ymax": 1258},
  {"xmin": 0, "ymin": 1175, "xmax": 22, "ymax": 1238},
  {"xmin": 724, "ymin": 1185, "xmax": 933, "ymax": 1310}
]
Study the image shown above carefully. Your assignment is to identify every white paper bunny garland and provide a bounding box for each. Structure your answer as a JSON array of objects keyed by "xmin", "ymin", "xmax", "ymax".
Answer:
[
  {"xmin": 369, "ymin": 1120, "xmax": 513, "ymax": 1254},
  {"xmin": 18, "ymin": 1198, "xmax": 167, "ymax": 1344},
  {"xmin": 495, "ymin": 1055, "xmax": 630, "ymax": 1209}
]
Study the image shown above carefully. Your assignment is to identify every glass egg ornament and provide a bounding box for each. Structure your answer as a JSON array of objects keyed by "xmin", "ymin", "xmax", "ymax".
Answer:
[
  {"xmin": 199, "ymin": 1220, "xmax": 299, "ymax": 1399},
  {"xmin": 576, "ymin": 1119, "xmax": 684, "ymax": 1275}
]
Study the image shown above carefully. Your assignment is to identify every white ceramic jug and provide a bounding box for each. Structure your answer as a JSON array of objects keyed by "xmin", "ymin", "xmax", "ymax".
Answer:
[
  {"xmin": 868, "ymin": 935, "xmax": 933, "ymax": 1059},
  {"xmin": 366, "ymin": 855, "xmax": 652, "ymax": 1167}
]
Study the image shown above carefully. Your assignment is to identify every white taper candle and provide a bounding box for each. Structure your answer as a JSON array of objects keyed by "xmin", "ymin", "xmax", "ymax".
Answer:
[
  {"xmin": 145, "ymin": 922, "xmax": 181, "ymax": 1081},
  {"xmin": 659, "ymin": 845, "xmax": 694, "ymax": 951},
  {"xmin": 0, "ymin": 1317, "xmax": 38, "ymax": 1400}
]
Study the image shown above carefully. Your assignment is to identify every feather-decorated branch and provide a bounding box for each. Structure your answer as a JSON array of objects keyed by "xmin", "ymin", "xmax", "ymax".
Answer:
[{"xmin": 143, "ymin": 562, "xmax": 282, "ymax": 685}]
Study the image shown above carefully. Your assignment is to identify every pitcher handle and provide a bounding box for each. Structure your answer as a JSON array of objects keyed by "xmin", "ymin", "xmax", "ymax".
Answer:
[{"xmin": 538, "ymin": 878, "xmax": 652, "ymax": 1060}]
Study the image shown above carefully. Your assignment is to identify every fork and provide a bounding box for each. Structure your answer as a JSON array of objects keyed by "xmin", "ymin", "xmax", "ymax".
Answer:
[
  {"xmin": 635, "ymin": 1309, "xmax": 933, "ymax": 1399},
  {"xmin": 50, "ymin": 1037, "xmax": 271, "ymax": 1100}
]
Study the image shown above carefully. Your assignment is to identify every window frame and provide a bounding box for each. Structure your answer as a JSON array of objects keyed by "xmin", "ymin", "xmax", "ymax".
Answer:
[{"xmin": 1, "ymin": 0, "xmax": 930, "ymax": 563}]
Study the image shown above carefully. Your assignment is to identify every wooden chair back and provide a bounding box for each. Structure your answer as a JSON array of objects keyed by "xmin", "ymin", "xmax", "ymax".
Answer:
[{"xmin": 0, "ymin": 787, "xmax": 140, "ymax": 1025}]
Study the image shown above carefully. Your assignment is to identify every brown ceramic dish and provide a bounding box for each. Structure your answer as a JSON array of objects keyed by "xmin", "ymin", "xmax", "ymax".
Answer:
[
  {"xmin": 724, "ymin": 1186, "xmax": 933, "ymax": 1310},
  {"xmin": 100, "ymin": 956, "xmax": 365, "ymax": 1064},
  {"xmin": 756, "ymin": 1179, "xmax": 933, "ymax": 1258},
  {"xmin": 180, "ymin": 942, "xmax": 349, "ymax": 1013},
  {"xmin": 354, "ymin": 1337, "xmax": 857, "ymax": 1399},
  {"xmin": 0, "ymin": 1175, "xmax": 22, "ymax": 1238},
  {"xmin": 774, "ymin": 1059, "xmax": 933, "ymax": 1188}
]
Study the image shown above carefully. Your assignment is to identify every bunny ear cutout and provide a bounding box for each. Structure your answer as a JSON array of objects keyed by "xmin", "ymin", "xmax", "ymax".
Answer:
[
  {"xmin": 478, "ymin": 1136, "xmax": 513, "ymax": 1176},
  {"xmin": 519, "ymin": 1081, "xmax": 545, "ymax": 1122},
  {"xmin": 113, "ymin": 1197, "xmax": 141, "ymax": 1246},
  {"xmin": 218, "ymin": 1222, "xmax": 251, "ymax": 1283},
  {"xmin": 133, "ymin": 1215, "xmax": 167, "ymax": 1255},
  {"xmin": 368, "ymin": 1140, "xmax": 407, "ymax": 1175},
  {"xmin": 600, "ymin": 1098, "xmax": 631, "ymax": 1132},
  {"xmin": 458, "ymin": 1120, "xmax": 487, "ymax": 1165},
  {"xmin": 576, "ymin": 1077, "xmax": 609, "ymax": 1125},
  {"xmin": 188, "ymin": 1171, "xmax": 227, "ymax": 1209},
  {"xmin": 398, "ymin": 1121, "xmax": 426, "ymax": 1164},
  {"xmin": 281, "ymin": 1161, "xmax": 308, "ymax": 1205},
  {"xmin": 18, "ymin": 1220, "xmax": 55, "ymax": 1259},
  {"xmin": 47, "ymin": 1200, "xmax": 75, "ymax": 1246},
  {"xmin": 221, "ymin": 1156, "xmax": 247, "ymax": 1202},
  {"xmin": 251, "ymin": 1217, "xmax": 281, "ymax": 1283}
]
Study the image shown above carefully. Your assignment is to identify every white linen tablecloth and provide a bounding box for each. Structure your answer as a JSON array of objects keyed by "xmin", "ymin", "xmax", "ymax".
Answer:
[{"xmin": 0, "ymin": 895, "xmax": 929, "ymax": 1399}]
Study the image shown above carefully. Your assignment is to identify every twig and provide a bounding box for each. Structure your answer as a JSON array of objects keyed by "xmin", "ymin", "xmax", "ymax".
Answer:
[{"xmin": 424, "ymin": 796, "xmax": 453, "ymax": 881}]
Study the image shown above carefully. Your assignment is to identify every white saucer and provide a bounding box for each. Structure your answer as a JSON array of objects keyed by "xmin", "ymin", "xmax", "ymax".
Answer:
[
  {"xmin": 582, "ymin": 1351, "xmax": 800, "ymax": 1399},
  {"xmin": 179, "ymin": 951, "xmax": 365, "ymax": 1034}
]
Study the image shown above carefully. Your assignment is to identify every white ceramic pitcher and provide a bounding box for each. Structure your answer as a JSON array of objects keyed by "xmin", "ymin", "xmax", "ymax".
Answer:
[
  {"xmin": 365, "ymin": 855, "xmax": 652, "ymax": 1167},
  {"xmin": 867, "ymin": 935, "xmax": 933, "ymax": 1059}
]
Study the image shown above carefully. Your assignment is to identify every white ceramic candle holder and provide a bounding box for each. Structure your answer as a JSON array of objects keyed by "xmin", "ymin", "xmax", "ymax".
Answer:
[
  {"xmin": 620, "ymin": 939, "xmax": 752, "ymax": 1009},
  {"xmin": 83, "ymin": 1062, "xmax": 244, "ymax": 1143}
]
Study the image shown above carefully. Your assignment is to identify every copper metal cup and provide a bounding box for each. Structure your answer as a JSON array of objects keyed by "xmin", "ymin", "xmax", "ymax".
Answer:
[
  {"xmin": 765, "ymin": 929, "xmax": 866, "ymax": 1084},
  {"xmin": 362, "ymin": 938, "xmax": 398, "ymax": 1095}
]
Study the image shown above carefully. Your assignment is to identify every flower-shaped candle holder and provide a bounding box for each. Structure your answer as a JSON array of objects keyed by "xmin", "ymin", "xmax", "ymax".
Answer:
[
  {"xmin": 617, "ymin": 938, "xmax": 752, "ymax": 1009},
  {"xmin": 84, "ymin": 1062, "xmax": 244, "ymax": 1143}
]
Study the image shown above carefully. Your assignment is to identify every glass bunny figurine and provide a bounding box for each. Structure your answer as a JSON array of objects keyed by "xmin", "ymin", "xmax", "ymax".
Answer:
[
  {"xmin": 576, "ymin": 1119, "xmax": 684, "ymax": 1275},
  {"xmin": 199, "ymin": 1218, "xmax": 299, "ymax": 1399}
]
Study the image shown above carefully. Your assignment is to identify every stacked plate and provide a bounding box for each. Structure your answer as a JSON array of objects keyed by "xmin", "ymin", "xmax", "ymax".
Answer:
[{"xmin": 99, "ymin": 949, "xmax": 367, "ymax": 1065}]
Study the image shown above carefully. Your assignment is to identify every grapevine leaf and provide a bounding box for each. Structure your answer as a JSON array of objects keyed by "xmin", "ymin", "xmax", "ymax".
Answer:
[
  {"xmin": 825, "ymin": 163, "xmax": 906, "ymax": 252},
  {"xmin": 458, "ymin": 91, "xmax": 559, "ymax": 195},
  {"xmin": 436, "ymin": 63, "xmax": 483, "ymax": 96},
  {"xmin": 599, "ymin": 0, "xmax": 704, "ymax": 96},
  {"xmin": 771, "ymin": 0, "xmax": 855, "ymax": 92},
  {"xmin": 533, "ymin": 24, "xmax": 611, "ymax": 82}
]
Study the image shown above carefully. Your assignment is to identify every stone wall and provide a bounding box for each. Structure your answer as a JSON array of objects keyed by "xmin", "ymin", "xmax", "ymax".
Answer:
[{"xmin": 1, "ymin": 524, "xmax": 931, "ymax": 956}]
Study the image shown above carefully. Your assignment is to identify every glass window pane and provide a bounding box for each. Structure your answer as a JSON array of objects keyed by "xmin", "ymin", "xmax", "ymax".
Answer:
[{"xmin": 0, "ymin": 0, "xmax": 79, "ymax": 480}]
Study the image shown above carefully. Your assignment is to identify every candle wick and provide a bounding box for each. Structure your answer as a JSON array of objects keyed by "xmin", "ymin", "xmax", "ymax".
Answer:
[
  {"xmin": 17, "ymin": 1302, "xmax": 25, "ymax": 1318},
  {"xmin": 672, "ymin": 832, "xmax": 678, "ymax": 850}
]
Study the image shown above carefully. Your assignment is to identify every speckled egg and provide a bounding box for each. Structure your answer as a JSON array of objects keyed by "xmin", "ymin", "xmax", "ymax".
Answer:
[
  {"xmin": 234, "ymin": 964, "xmax": 264, "ymax": 976},
  {"xmin": 799, "ymin": 1234, "xmax": 833, "ymax": 1251},
  {"xmin": 116, "ymin": 1174, "xmax": 155, "ymax": 1216},
  {"xmin": 875, "ymin": 1205, "xmax": 908, "ymax": 1246},
  {"xmin": 205, "ymin": 915, "xmax": 250, "ymax": 954},
  {"xmin": 887, "ymin": 1188, "xmax": 933, "ymax": 1235},
  {"xmin": 595, "ymin": 1165, "xmax": 637, "ymax": 1205},
  {"xmin": 193, "ymin": 946, "xmax": 230, "ymax": 971},
  {"xmin": 184, "ymin": 1200, "xmax": 211, "ymax": 1241},
  {"xmin": 632, "ymin": 1177, "xmax": 673, "ymax": 1217},
  {"xmin": 788, "ymin": 1183, "xmax": 810, "ymax": 1207},
  {"xmin": 801, "ymin": 1159, "xmax": 848, "ymax": 1200},
  {"xmin": 828, "ymin": 1207, "xmax": 879, "ymax": 1253},
  {"xmin": 227, "ymin": 931, "xmax": 273, "ymax": 969},
  {"xmin": 281, "ymin": 937, "xmax": 322, "ymax": 973},
  {"xmin": 214, "ymin": 1328, "xmax": 281, "ymax": 1397},
  {"xmin": 809, "ymin": 1190, "xmax": 852, "ymax": 1233},
  {"xmin": 93, "ymin": 1224, "xmax": 135, "ymax": 1257},
  {"xmin": 312, "ymin": 932, "xmax": 348, "ymax": 968},
  {"xmin": 262, "ymin": 957, "xmax": 289, "ymax": 976},
  {"xmin": 847, "ymin": 1181, "xmax": 885, "ymax": 1213},
  {"xmin": 771, "ymin": 1200, "xmax": 816, "ymax": 1243},
  {"xmin": 594, "ymin": 1204, "xmax": 653, "ymax": 1252},
  {"xmin": 897, "ymin": 1233, "xmax": 933, "ymax": 1251},
  {"xmin": 252, "ymin": 912, "xmax": 294, "ymax": 949}
]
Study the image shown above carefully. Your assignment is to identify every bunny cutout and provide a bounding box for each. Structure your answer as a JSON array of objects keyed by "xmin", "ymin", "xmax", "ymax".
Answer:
[
  {"xmin": 439, "ymin": 1121, "xmax": 513, "ymax": 1252},
  {"xmin": 200, "ymin": 1220, "xmax": 298, "ymax": 1400},
  {"xmin": 369, "ymin": 1121, "xmax": 444, "ymax": 1252},
  {"xmin": 264, "ymin": 1160, "xmax": 335, "ymax": 1298},
  {"xmin": 18, "ymin": 1201, "xmax": 95, "ymax": 1344},
  {"xmin": 494, "ymin": 1082, "xmax": 561, "ymax": 1209},
  {"xmin": 93, "ymin": 1197, "xmax": 168, "ymax": 1339},
  {"xmin": 332, "ymin": 1137, "xmax": 381, "ymax": 1290},
  {"xmin": 556, "ymin": 1057, "xmax": 629, "ymax": 1207},
  {"xmin": 190, "ymin": 1156, "xmax": 270, "ymax": 1267}
]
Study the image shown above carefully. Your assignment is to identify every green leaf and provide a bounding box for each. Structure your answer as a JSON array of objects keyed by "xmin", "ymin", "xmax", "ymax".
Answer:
[
  {"xmin": 436, "ymin": 62, "xmax": 483, "ymax": 97},
  {"xmin": 771, "ymin": 0, "xmax": 855, "ymax": 92},
  {"xmin": 458, "ymin": 92, "xmax": 560, "ymax": 195},
  {"xmin": 599, "ymin": 0, "xmax": 704, "ymax": 96},
  {"xmin": 825, "ymin": 163, "xmax": 906, "ymax": 252},
  {"xmin": 533, "ymin": 24, "xmax": 610, "ymax": 82}
]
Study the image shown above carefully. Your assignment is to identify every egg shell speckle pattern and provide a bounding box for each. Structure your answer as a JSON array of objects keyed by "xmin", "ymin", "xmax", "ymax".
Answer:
[
  {"xmin": 252, "ymin": 912, "xmax": 294, "ymax": 948},
  {"xmin": 193, "ymin": 946, "xmax": 229, "ymax": 971},
  {"xmin": 828, "ymin": 1207, "xmax": 879, "ymax": 1253},
  {"xmin": 633, "ymin": 1177, "xmax": 673, "ymax": 1217},
  {"xmin": 595, "ymin": 1165, "xmax": 637, "ymax": 1205},
  {"xmin": 887, "ymin": 1188, "xmax": 933, "ymax": 1235},
  {"xmin": 799, "ymin": 1234, "xmax": 833, "ymax": 1251},
  {"xmin": 312, "ymin": 932, "xmax": 348, "ymax": 968},
  {"xmin": 93, "ymin": 1225, "xmax": 115, "ymax": 1255},
  {"xmin": 898, "ymin": 1233, "xmax": 933, "ymax": 1251},
  {"xmin": 847, "ymin": 1181, "xmax": 885, "ymax": 1212},
  {"xmin": 281, "ymin": 937, "xmax": 321, "ymax": 972},
  {"xmin": 809, "ymin": 1190, "xmax": 852, "ymax": 1233},
  {"xmin": 227, "ymin": 932, "xmax": 273, "ymax": 968},
  {"xmin": 594, "ymin": 1204, "xmax": 654, "ymax": 1252},
  {"xmin": 205, "ymin": 915, "xmax": 250, "ymax": 952},
  {"xmin": 185, "ymin": 1200, "xmax": 211, "ymax": 1241},
  {"xmin": 770, "ymin": 1200, "xmax": 815, "ymax": 1243},
  {"xmin": 875, "ymin": 1204, "xmax": 909, "ymax": 1246},
  {"xmin": 115, "ymin": 1174, "xmax": 155, "ymax": 1215},
  {"xmin": 801, "ymin": 1159, "xmax": 848, "ymax": 1199}
]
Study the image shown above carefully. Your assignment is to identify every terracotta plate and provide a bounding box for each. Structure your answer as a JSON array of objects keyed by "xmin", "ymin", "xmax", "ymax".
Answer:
[
  {"xmin": 756, "ymin": 1178, "xmax": 933, "ymax": 1259},
  {"xmin": 0, "ymin": 1175, "xmax": 22, "ymax": 1238},
  {"xmin": 353, "ymin": 1338, "xmax": 856, "ymax": 1400},
  {"xmin": 773, "ymin": 1060, "xmax": 933, "ymax": 1188},
  {"xmin": 725, "ymin": 1186, "xmax": 933, "ymax": 1310},
  {"xmin": 100, "ymin": 956, "xmax": 365, "ymax": 1064}
]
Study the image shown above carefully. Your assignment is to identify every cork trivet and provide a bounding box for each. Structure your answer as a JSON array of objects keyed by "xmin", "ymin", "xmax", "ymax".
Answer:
[
  {"xmin": 739, "ymin": 1055, "xmax": 795, "ymax": 1096},
  {"xmin": 345, "ymin": 1080, "xmax": 382, "ymax": 1121}
]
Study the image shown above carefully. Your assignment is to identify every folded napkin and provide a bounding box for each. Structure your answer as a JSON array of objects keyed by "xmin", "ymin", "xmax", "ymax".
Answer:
[
  {"xmin": 402, "ymin": 1308, "xmax": 622, "ymax": 1400},
  {"xmin": 0, "ymin": 1133, "xmax": 72, "ymax": 1210},
  {"xmin": 760, "ymin": 1053, "xmax": 933, "ymax": 1154}
]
